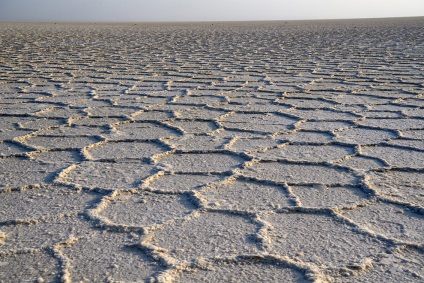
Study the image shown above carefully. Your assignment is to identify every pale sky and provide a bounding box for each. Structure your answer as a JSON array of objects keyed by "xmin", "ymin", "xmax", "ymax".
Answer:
[{"xmin": 0, "ymin": 0, "xmax": 423, "ymax": 22}]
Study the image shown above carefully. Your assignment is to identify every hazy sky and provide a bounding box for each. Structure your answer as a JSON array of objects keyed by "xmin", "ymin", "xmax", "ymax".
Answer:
[{"xmin": 0, "ymin": 0, "xmax": 423, "ymax": 22}]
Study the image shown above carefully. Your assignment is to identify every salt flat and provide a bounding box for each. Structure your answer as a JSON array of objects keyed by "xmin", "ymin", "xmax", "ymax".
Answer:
[{"xmin": 0, "ymin": 18, "xmax": 423, "ymax": 282}]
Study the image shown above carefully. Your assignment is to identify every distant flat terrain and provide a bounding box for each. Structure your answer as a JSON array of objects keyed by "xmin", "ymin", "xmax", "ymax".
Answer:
[{"xmin": 0, "ymin": 18, "xmax": 423, "ymax": 282}]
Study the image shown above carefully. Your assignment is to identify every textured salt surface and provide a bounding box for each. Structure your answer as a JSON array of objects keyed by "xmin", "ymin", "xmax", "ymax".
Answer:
[{"xmin": 0, "ymin": 18, "xmax": 423, "ymax": 282}]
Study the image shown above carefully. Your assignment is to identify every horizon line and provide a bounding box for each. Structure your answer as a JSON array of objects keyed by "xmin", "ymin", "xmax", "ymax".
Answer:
[{"xmin": 1, "ymin": 15, "xmax": 423, "ymax": 24}]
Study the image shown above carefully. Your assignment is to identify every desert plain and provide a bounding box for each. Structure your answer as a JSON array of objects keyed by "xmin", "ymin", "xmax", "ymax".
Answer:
[{"xmin": 0, "ymin": 18, "xmax": 423, "ymax": 282}]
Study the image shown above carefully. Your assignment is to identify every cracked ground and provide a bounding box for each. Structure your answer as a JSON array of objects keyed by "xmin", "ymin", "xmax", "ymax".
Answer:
[{"xmin": 0, "ymin": 18, "xmax": 423, "ymax": 282}]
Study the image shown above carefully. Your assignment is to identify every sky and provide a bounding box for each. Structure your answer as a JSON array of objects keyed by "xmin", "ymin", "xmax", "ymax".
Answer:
[{"xmin": 0, "ymin": 0, "xmax": 423, "ymax": 22}]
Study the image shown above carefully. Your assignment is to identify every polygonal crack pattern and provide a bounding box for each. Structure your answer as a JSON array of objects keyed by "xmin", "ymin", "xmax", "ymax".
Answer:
[{"xmin": 0, "ymin": 19, "xmax": 423, "ymax": 282}]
